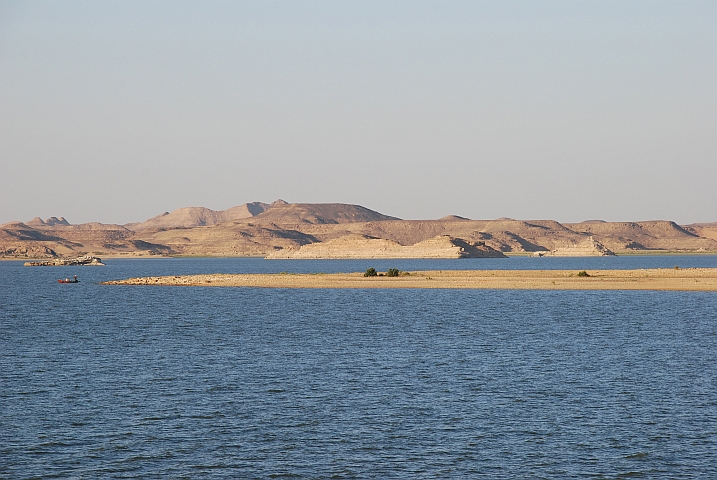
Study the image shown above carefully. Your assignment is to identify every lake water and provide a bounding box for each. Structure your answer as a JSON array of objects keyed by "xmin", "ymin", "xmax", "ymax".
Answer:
[{"xmin": 2, "ymin": 256, "xmax": 716, "ymax": 478}]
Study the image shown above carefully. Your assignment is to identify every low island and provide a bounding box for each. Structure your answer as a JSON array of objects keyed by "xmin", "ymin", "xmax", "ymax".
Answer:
[{"xmin": 102, "ymin": 268, "xmax": 717, "ymax": 291}]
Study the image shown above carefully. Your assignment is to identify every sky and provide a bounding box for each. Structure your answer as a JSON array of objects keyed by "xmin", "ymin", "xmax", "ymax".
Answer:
[{"xmin": 1, "ymin": 0, "xmax": 715, "ymax": 225}]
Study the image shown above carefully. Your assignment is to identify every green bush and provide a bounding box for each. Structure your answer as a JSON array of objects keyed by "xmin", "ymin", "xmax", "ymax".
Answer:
[
  {"xmin": 577, "ymin": 270, "xmax": 590, "ymax": 277},
  {"xmin": 364, "ymin": 267, "xmax": 378, "ymax": 277},
  {"xmin": 387, "ymin": 268, "xmax": 400, "ymax": 277}
]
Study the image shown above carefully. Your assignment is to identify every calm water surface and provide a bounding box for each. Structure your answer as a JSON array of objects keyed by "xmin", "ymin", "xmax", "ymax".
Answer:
[{"xmin": 1, "ymin": 256, "xmax": 716, "ymax": 478}]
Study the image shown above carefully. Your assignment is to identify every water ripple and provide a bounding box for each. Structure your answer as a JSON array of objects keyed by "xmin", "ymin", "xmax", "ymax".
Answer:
[{"xmin": 1, "ymin": 259, "xmax": 716, "ymax": 478}]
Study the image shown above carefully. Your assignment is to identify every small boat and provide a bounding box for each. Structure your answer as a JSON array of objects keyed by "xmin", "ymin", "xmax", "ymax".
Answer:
[{"xmin": 58, "ymin": 275, "xmax": 79, "ymax": 284}]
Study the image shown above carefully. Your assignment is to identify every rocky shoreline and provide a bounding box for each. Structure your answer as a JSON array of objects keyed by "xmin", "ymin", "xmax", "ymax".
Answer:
[
  {"xmin": 24, "ymin": 255, "xmax": 105, "ymax": 266},
  {"xmin": 102, "ymin": 268, "xmax": 717, "ymax": 291}
]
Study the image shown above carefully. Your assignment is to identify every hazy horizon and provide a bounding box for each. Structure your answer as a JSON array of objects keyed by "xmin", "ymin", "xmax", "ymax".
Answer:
[{"xmin": 2, "ymin": 1, "xmax": 715, "ymax": 225}]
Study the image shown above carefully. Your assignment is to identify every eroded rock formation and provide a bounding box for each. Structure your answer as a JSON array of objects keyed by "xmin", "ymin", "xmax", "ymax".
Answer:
[
  {"xmin": 4, "ymin": 201, "xmax": 717, "ymax": 259},
  {"xmin": 24, "ymin": 255, "xmax": 105, "ymax": 266},
  {"xmin": 267, "ymin": 234, "xmax": 507, "ymax": 259},
  {"xmin": 537, "ymin": 236, "xmax": 615, "ymax": 257}
]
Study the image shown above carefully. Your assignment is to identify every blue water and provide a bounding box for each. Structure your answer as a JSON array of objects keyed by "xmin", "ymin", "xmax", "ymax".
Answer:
[{"xmin": 2, "ymin": 256, "xmax": 716, "ymax": 478}]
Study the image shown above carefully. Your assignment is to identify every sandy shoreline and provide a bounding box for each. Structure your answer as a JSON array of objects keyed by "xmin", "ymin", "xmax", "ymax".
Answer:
[{"xmin": 102, "ymin": 268, "xmax": 717, "ymax": 291}]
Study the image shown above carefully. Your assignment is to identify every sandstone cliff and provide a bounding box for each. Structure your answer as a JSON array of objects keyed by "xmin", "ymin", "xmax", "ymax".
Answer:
[
  {"xmin": 4, "ymin": 201, "xmax": 717, "ymax": 259},
  {"xmin": 266, "ymin": 234, "xmax": 507, "ymax": 259},
  {"xmin": 537, "ymin": 236, "xmax": 615, "ymax": 256},
  {"xmin": 565, "ymin": 221, "xmax": 717, "ymax": 252},
  {"xmin": 0, "ymin": 221, "xmax": 171, "ymax": 258},
  {"xmin": 24, "ymin": 255, "xmax": 105, "ymax": 266},
  {"xmin": 684, "ymin": 223, "xmax": 717, "ymax": 242}
]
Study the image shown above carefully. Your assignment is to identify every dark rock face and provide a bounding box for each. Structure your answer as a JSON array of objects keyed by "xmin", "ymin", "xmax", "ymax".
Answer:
[{"xmin": 449, "ymin": 237, "xmax": 507, "ymax": 258}]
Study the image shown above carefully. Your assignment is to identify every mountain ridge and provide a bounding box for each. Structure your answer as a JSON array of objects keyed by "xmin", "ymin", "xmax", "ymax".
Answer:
[{"xmin": 3, "ymin": 201, "xmax": 717, "ymax": 258}]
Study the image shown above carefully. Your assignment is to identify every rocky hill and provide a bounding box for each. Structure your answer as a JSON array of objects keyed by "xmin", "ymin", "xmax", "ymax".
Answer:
[
  {"xmin": 126, "ymin": 201, "xmax": 277, "ymax": 230},
  {"xmin": 248, "ymin": 202, "xmax": 399, "ymax": 224},
  {"xmin": 26, "ymin": 216, "xmax": 70, "ymax": 227},
  {"xmin": 266, "ymin": 234, "xmax": 506, "ymax": 259},
  {"xmin": 144, "ymin": 222, "xmax": 318, "ymax": 257},
  {"xmin": 0, "ymin": 219, "xmax": 171, "ymax": 258},
  {"xmin": 539, "ymin": 236, "xmax": 615, "ymax": 256},
  {"xmin": 685, "ymin": 222, "xmax": 717, "ymax": 242},
  {"xmin": 3, "ymin": 203, "xmax": 717, "ymax": 259},
  {"xmin": 565, "ymin": 221, "xmax": 717, "ymax": 252}
]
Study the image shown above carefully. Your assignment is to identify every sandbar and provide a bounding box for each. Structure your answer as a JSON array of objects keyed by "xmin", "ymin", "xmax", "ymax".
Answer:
[{"xmin": 102, "ymin": 269, "xmax": 717, "ymax": 291}]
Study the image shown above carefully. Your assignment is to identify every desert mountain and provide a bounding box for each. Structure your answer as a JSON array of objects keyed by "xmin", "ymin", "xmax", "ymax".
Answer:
[
  {"xmin": 0, "ymin": 220, "xmax": 171, "ymax": 257},
  {"xmin": 565, "ymin": 221, "xmax": 716, "ymax": 251},
  {"xmin": 145, "ymin": 222, "xmax": 318, "ymax": 257},
  {"xmin": 281, "ymin": 218, "xmax": 584, "ymax": 252},
  {"xmin": 26, "ymin": 216, "xmax": 70, "ymax": 227},
  {"xmin": 1, "ymin": 222, "xmax": 77, "ymax": 257},
  {"xmin": 126, "ymin": 201, "xmax": 276, "ymax": 231},
  {"xmin": 248, "ymin": 202, "xmax": 399, "ymax": 225},
  {"xmin": 125, "ymin": 199, "xmax": 396, "ymax": 231},
  {"xmin": 4, "ymin": 201, "xmax": 717, "ymax": 259}
]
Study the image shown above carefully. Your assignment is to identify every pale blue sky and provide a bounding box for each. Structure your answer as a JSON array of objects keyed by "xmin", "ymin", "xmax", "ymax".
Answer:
[{"xmin": 1, "ymin": 1, "xmax": 715, "ymax": 224}]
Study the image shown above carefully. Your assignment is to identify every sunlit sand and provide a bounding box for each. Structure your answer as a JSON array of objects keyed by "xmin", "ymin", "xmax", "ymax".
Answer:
[{"xmin": 103, "ymin": 269, "xmax": 717, "ymax": 291}]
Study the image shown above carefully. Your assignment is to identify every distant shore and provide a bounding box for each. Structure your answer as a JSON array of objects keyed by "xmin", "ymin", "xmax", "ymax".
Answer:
[
  {"xmin": 102, "ymin": 268, "xmax": 717, "ymax": 291},
  {"xmin": 5, "ymin": 250, "xmax": 717, "ymax": 262}
]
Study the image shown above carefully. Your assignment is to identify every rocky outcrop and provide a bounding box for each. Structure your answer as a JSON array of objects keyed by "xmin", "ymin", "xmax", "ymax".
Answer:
[
  {"xmin": 249, "ymin": 202, "xmax": 399, "ymax": 225},
  {"xmin": 1, "ymin": 245, "xmax": 58, "ymax": 258},
  {"xmin": 539, "ymin": 236, "xmax": 615, "ymax": 256},
  {"xmin": 146, "ymin": 223, "xmax": 318, "ymax": 257},
  {"xmin": 26, "ymin": 216, "xmax": 70, "ymax": 227},
  {"xmin": 125, "ymin": 202, "xmax": 273, "ymax": 231},
  {"xmin": 566, "ymin": 220, "xmax": 717, "ymax": 252},
  {"xmin": 24, "ymin": 255, "xmax": 105, "ymax": 266},
  {"xmin": 125, "ymin": 200, "xmax": 297, "ymax": 231},
  {"xmin": 684, "ymin": 222, "xmax": 717, "ymax": 242},
  {"xmin": 1, "ymin": 221, "xmax": 176, "ymax": 258},
  {"xmin": 267, "ymin": 234, "xmax": 507, "ymax": 259},
  {"xmin": 7, "ymin": 202, "xmax": 717, "ymax": 258}
]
